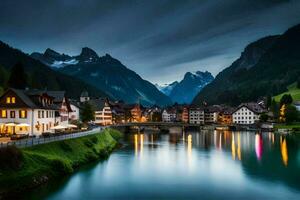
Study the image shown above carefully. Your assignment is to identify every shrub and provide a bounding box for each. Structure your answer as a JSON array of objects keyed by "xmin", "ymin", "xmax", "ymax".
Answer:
[
  {"xmin": 0, "ymin": 146, "xmax": 23, "ymax": 170},
  {"xmin": 59, "ymin": 141, "xmax": 72, "ymax": 152},
  {"xmin": 85, "ymin": 152, "xmax": 98, "ymax": 161},
  {"xmin": 109, "ymin": 129, "xmax": 123, "ymax": 141},
  {"xmin": 83, "ymin": 139, "xmax": 93, "ymax": 148},
  {"xmin": 90, "ymin": 136, "xmax": 98, "ymax": 144},
  {"xmin": 50, "ymin": 159, "xmax": 73, "ymax": 174}
]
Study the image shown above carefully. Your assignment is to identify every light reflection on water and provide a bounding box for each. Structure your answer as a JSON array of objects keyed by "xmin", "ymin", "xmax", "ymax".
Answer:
[{"xmin": 27, "ymin": 130, "xmax": 300, "ymax": 200}]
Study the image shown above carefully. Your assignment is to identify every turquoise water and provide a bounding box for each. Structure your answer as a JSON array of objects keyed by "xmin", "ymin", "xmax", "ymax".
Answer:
[{"xmin": 28, "ymin": 131, "xmax": 300, "ymax": 200}]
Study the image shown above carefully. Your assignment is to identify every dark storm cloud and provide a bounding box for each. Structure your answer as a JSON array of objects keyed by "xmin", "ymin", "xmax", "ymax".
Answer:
[{"xmin": 0, "ymin": 0, "xmax": 300, "ymax": 84}]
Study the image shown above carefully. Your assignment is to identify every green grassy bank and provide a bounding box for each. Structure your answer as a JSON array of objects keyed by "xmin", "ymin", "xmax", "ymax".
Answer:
[
  {"xmin": 0, "ymin": 128, "xmax": 123, "ymax": 195},
  {"xmin": 273, "ymin": 83, "xmax": 300, "ymax": 102},
  {"xmin": 274, "ymin": 123, "xmax": 300, "ymax": 133}
]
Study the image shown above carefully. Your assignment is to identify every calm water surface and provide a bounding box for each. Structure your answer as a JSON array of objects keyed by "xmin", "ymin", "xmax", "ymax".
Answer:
[{"xmin": 28, "ymin": 130, "xmax": 300, "ymax": 200}]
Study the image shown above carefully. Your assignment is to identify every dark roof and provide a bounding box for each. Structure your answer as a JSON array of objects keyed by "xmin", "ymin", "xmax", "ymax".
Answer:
[
  {"xmin": 80, "ymin": 90, "xmax": 89, "ymax": 97},
  {"xmin": 1, "ymin": 88, "xmax": 58, "ymax": 110},
  {"xmin": 46, "ymin": 91, "xmax": 66, "ymax": 103},
  {"xmin": 88, "ymin": 98, "xmax": 107, "ymax": 111},
  {"xmin": 11, "ymin": 88, "xmax": 38, "ymax": 108},
  {"xmin": 204, "ymin": 105, "xmax": 223, "ymax": 113},
  {"xmin": 234, "ymin": 102, "xmax": 266, "ymax": 114}
]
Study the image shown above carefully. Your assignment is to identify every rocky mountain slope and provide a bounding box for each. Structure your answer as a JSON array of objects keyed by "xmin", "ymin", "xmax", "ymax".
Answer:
[
  {"xmin": 0, "ymin": 41, "xmax": 108, "ymax": 98},
  {"xmin": 193, "ymin": 23, "xmax": 300, "ymax": 106},
  {"xmin": 31, "ymin": 48, "xmax": 172, "ymax": 106},
  {"xmin": 157, "ymin": 71, "xmax": 214, "ymax": 103}
]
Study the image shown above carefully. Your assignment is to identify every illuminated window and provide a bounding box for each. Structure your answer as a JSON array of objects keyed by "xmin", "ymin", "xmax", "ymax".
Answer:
[
  {"xmin": 19, "ymin": 110, "xmax": 27, "ymax": 118},
  {"xmin": 1, "ymin": 110, "xmax": 7, "ymax": 118},
  {"xmin": 11, "ymin": 97, "xmax": 16, "ymax": 104},
  {"xmin": 6, "ymin": 97, "xmax": 11, "ymax": 104}
]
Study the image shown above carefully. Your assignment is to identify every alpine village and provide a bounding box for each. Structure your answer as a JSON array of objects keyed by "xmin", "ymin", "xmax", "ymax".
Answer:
[{"xmin": 1, "ymin": 15, "xmax": 300, "ymax": 199}]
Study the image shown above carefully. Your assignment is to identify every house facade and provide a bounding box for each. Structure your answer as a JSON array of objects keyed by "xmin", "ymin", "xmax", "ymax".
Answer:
[
  {"xmin": 0, "ymin": 88, "xmax": 58, "ymax": 136},
  {"xmin": 181, "ymin": 107, "xmax": 189, "ymax": 123},
  {"xmin": 232, "ymin": 103, "xmax": 265, "ymax": 125},
  {"xmin": 162, "ymin": 109, "xmax": 176, "ymax": 122},
  {"xmin": 69, "ymin": 101, "xmax": 80, "ymax": 121},
  {"xmin": 47, "ymin": 91, "xmax": 72, "ymax": 126},
  {"xmin": 189, "ymin": 107, "xmax": 204, "ymax": 124},
  {"xmin": 218, "ymin": 107, "xmax": 234, "ymax": 125},
  {"xmin": 89, "ymin": 98, "xmax": 113, "ymax": 125}
]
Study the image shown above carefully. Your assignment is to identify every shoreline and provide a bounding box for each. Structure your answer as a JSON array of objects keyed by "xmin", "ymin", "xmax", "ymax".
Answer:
[{"xmin": 0, "ymin": 128, "xmax": 123, "ymax": 198}]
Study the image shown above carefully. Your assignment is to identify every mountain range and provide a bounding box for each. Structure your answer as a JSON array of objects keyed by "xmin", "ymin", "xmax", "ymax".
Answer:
[
  {"xmin": 192, "ymin": 23, "xmax": 300, "ymax": 106},
  {"xmin": 157, "ymin": 71, "xmax": 214, "ymax": 104},
  {"xmin": 0, "ymin": 41, "xmax": 108, "ymax": 98},
  {"xmin": 31, "ymin": 47, "xmax": 172, "ymax": 106}
]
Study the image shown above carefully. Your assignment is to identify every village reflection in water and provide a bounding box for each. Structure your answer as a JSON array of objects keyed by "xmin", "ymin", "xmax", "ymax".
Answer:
[{"xmin": 130, "ymin": 130, "xmax": 290, "ymax": 167}]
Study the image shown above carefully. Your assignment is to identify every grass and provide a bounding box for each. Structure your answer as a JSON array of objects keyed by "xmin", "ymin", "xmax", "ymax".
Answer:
[
  {"xmin": 274, "ymin": 123, "xmax": 300, "ymax": 129},
  {"xmin": 0, "ymin": 128, "xmax": 122, "ymax": 194},
  {"xmin": 273, "ymin": 83, "xmax": 300, "ymax": 102}
]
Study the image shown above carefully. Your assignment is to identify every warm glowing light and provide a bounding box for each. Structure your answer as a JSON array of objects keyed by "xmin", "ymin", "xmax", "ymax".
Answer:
[
  {"xmin": 231, "ymin": 134, "xmax": 236, "ymax": 160},
  {"xmin": 1, "ymin": 110, "xmax": 7, "ymax": 118},
  {"xmin": 134, "ymin": 134, "xmax": 138, "ymax": 156},
  {"xmin": 6, "ymin": 97, "xmax": 11, "ymax": 104},
  {"xmin": 280, "ymin": 136, "xmax": 288, "ymax": 166},
  {"xmin": 237, "ymin": 133, "xmax": 241, "ymax": 160},
  {"xmin": 279, "ymin": 104, "xmax": 286, "ymax": 122},
  {"xmin": 140, "ymin": 134, "xmax": 144, "ymax": 155},
  {"xmin": 255, "ymin": 134, "xmax": 263, "ymax": 161},
  {"xmin": 187, "ymin": 134, "xmax": 192, "ymax": 158}
]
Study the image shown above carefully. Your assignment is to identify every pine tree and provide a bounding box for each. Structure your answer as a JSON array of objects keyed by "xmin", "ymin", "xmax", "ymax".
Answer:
[
  {"xmin": 280, "ymin": 94, "xmax": 293, "ymax": 107},
  {"xmin": 7, "ymin": 62, "xmax": 27, "ymax": 89},
  {"xmin": 80, "ymin": 103, "xmax": 94, "ymax": 123}
]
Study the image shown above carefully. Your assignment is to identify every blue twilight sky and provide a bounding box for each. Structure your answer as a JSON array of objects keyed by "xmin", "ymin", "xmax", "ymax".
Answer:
[{"xmin": 1, "ymin": 0, "xmax": 300, "ymax": 84}]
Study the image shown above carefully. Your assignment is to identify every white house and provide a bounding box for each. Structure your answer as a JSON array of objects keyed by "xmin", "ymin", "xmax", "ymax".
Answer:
[
  {"xmin": 88, "ymin": 98, "xmax": 113, "ymax": 125},
  {"xmin": 162, "ymin": 109, "xmax": 176, "ymax": 122},
  {"xmin": 69, "ymin": 101, "xmax": 80, "ymax": 121},
  {"xmin": 0, "ymin": 88, "xmax": 58, "ymax": 136},
  {"xmin": 47, "ymin": 91, "xmax": 72, "ymax": 126},
  {"xmin": 189, "ymin": 107, "xmax": 204, "ymax": 124},
  {"xmin": 232, "ymin": 103, "xmax": 265, "ymax": 125}
]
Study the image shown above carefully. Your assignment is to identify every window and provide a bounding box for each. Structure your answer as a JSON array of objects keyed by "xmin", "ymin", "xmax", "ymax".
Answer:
[
  {"xmin": 11, "ymin": 97, "xmax": 16, "ymax": 104},
  {"xmin": 46, "ymin": 111, "xmax": 48, "ymax": 118},
  {"xmin": 19, "ymin": 110, "xmax": 27, "ymax": 118},
  {"xmin": 1, "ymin": 110, "xmax": 7, "ymax": 118},
  {"xmin": 42, "ymin": 111, "xmax": 44, "ymax": 118},
  {"xmin": 10, "ymin": 111, "xmax": 15, "ymax": 118},
  {"xmin": 38, "ymin": 111, "xmax": 41, "ymax": 118},
  {"xmin": 6, "ymin": 97, "xmax": 11, "ymax": 104}
]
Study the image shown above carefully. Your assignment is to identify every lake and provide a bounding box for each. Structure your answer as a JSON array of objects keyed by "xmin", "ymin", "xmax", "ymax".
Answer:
[{"xmin": 27, "ymin": 130, "xmax": 300, "ymax": 200}]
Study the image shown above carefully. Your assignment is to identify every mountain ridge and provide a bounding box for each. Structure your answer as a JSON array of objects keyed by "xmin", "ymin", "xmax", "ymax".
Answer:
[
  {"xmin": 0, "ymin": 41, "xmax": 109, "ymax": 98},
  {"xmin": 157, "ymin": 71, "xmax": 214, "ymax": 103},
  {"xmin": 31, "ymin": 47, "xmax": 172, "ymax": 106},
  {"xmin": 192, "ymin": 23, "xmax": 300, "ymax": 106}
]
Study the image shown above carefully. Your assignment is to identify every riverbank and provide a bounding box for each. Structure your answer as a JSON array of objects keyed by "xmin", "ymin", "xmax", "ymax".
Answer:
[{"xmin": 0, "ymin": 128, "xmax": 123, "ymax": 196}]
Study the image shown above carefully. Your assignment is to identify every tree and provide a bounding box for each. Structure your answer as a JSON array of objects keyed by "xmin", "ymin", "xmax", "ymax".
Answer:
[
  {"xmin": 259, "ymin": 113, "xmax": 269, "ymax": 122},
  {"xmin": 297, "ymin": 77, "xmax": 300, "ymax": 89},
  {"xmin": 266, "ymin": 95, "xmax": 272, "ymax": 109},
  {"xmin": 80, "ymin": 103, "xmax": 94, "ymax": 123},
  {"xmin": 270, "ymin": 99, "xmax": 279, "ymax": 121},
  {"xmin": 280, "ymin": 94, "xmax": 293, "ymax": 106},
  {"xmin": 0, "ymin": 65, "xmax": 8, "ymax": 86},
  {"xmin": 285, "ymin": 105, "xmax": 299, "ymax": 124},
  {"xmin": 7, "ymin": 62, "xmax": 27, "ymax": 89}
]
